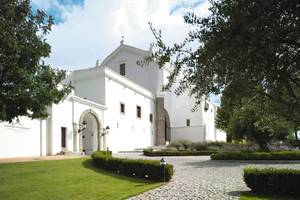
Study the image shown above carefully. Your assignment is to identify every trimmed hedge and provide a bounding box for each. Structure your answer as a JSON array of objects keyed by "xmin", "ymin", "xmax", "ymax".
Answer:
[
  {"xmin": 244, "ymin": 167, "xmax": 300, "ymax": 196},
  {"xmin": 143, "ymin": 149, "xmax": 217, "ymax": 156},
  {"xmin": 92, "ymin": 151, "xmax": 173, "ymax": 182},
  {"xmin": 210, "ymin": 151, "xmax": 300, "ymax": 160}
]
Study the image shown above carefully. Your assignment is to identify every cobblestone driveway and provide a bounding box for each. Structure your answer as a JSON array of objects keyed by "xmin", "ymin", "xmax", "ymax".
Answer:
[{"xmin": 115, "ymin": 153, "xmax": 300, "ymax": 200}]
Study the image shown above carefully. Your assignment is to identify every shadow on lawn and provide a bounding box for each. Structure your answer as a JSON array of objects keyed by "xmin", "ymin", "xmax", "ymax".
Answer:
[
  {"xmin": 239, "ymin": 191, "xmax": 299, "ymax": 200},
  {"xmin": 81, "ymin": 158, "xmax": 157, "ymax": 185}
]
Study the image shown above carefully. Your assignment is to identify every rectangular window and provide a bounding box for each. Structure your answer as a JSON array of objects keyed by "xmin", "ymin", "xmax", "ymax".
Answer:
[
  {"xmin": 137, "ymin": 106, "xmax": 141, "ymax": 118},
  {"xmin": 61, "ymin": 127, "xmax": 66, "ymax": 148},
  {"xmin": 120, "ymin": 103, "xmax": 125, "ymax": 114},
  {"xmin": 186, "ymin": 119, "xmax": 190, "ymax": 127},
  {"xmin": 149, "ymin": 113, "xmax": 153, "ymax": 123},
  {"xmin": 120, "ymin": 63, "xmax": 125, "ymax": 76}
]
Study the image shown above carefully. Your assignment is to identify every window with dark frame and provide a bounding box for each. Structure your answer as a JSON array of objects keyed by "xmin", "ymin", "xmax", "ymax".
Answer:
[
  {"xmin": 120, "ymin": 103, "xmax": 125, "ymax": 114},
  {"xmin": 186, "ymin": 119, "xmax": 190, "ymax": 127},
  {"xmin": 149, "ymin": 113, "xmax": 153, "ymax": 123},
  {"xmin": 120, "ymin": 63, "xmax": 126, "ymax": 76},
  {"xmin": 61, "ymin": 127, "xmax": 66, "ymax": 148},
  {"xmin": 137, "ymin": 105, "xmax": 141, "ymax": 118}
]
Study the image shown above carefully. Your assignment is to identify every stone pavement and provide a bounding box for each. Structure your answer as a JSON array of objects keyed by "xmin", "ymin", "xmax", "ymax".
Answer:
[
  {"xmin": 115, "ymin": 153, "xmax": 300, "ymax": 200},
  {"xmin": 0, "ymin": 155, "xmax": 86, "ymax": 164}
]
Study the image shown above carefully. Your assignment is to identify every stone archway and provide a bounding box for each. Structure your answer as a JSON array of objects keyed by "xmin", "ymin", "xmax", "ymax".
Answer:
[{"xmin": 78, "ymin": 109, "xmax": 103, "ymax": 154}]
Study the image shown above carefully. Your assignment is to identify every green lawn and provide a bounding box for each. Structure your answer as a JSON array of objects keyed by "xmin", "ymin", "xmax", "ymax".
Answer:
[{"xmin": 0, "ymin": 158, "xmax": 162, "ymax": 200}]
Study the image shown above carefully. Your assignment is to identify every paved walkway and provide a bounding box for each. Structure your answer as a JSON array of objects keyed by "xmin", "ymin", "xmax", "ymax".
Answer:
[
  {"xmin": 115, "ymin": 153, "xmax": 300, "ymax": 200},
  {"xmin": 0, "ymin": 155, "xmax": 86, "ymax": 164}
]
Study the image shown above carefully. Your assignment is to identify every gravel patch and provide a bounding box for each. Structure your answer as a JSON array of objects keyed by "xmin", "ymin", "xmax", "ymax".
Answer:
[{"xmin": 114, "ymin": 153, "xmax": 300, "ymax": 200}]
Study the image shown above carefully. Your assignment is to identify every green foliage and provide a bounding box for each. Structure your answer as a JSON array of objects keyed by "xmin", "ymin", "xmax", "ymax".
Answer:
[
  {"xmin": 285, "ymin": 139, "xmax": 300, "ymax": 148},
  {"xmin": 216, "ymin": 94, "xmax": 294, "ymax": 150},
  {"xmin": 92, "ymin": 151, "xmax": 174, "ymax": 182},
  {"xmin": 143, "ymin": 149, "xmax": 216, "ymax": 156},
  {"xmin": 244, "ymin": 167, "xmax": 300, "ymax": 196},
  {"xmin": 92, "ymin": 150, "xmax": 112, "ymax": 157},
  {"xmin": 168, "ymin": 140, "xmax": 224, "ymax": 151},
  {"xmin": 0, "ymin": 0, "xmax": 71, "ymax": 122},
  {"xmin": 147, "ymin": 0, "xmax": 300, "ymax": 126},
  {"xmin": 211, "ymin": 151, "xmax": 300, "ymax": 160},
  {"xmin": 168, "ymin": 139, "xmax": 192, "ymax": 151},
  {"xmin": 0, "ymin": 158, "xmax": 162, "ymax": 200}
]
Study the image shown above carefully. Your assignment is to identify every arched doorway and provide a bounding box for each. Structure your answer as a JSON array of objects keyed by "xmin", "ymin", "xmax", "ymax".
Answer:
[{"xmin": 78, "ymin": 109, "xmax": 102, "ymax": 155}]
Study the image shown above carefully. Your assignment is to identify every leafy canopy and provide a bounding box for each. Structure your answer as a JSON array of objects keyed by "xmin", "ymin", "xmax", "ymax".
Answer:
[
  {"xmin": 0, "ymin": 0, "xmax": 71, "ymax": 122},
  {"xmin": 147, "ymin": 0, "xmax": 300, "ymax": 121}
]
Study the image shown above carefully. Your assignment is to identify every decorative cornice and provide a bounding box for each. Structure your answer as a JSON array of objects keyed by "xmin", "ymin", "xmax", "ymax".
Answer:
[{"xmin": 71, "ymin": 96, "xmax": 107, "ymax": 111}]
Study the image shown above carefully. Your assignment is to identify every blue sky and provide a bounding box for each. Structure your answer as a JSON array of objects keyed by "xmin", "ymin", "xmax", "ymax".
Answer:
[
  {"xmin": 30, "ymin": 0, "xmax": 219, "ymax": 104},
  {"xmin": 31, "ymin": 0, "xmax": 84, "ymax": 24}
]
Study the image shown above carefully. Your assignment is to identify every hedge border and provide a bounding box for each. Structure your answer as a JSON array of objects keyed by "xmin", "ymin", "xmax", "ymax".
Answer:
[
  {"xmin": 244, "ymin": 167, "xmax": 300, "ymax": 196},
  {"xmin": 143, "ymin": 150, "xmax": 217, "ymax": 157},
  {"xmin": 210, "ymin": 151, "xmax": 300, "ymax": 160},
  {"xmin": 92, "ymin": 151, "xmax": 173, "ymax": 182}
]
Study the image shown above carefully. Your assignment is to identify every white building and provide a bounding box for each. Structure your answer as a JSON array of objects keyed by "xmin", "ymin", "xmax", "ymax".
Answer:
[{"xmin": 0, "ymin": 42, "xmax": 226, "ymax": 158}]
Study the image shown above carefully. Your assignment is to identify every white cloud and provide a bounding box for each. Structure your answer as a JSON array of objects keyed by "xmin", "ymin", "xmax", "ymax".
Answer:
[{"xmin": 41, "ymin": 0, "xmax": 210, "ymax": 70}]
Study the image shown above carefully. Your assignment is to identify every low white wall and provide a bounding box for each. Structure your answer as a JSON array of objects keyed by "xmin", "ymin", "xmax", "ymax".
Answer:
[
  {"xmin": 0, "ymin": 117, "xmax": 43, "ymax": 158},
  {"xmin": 171, "ymin": 126, "xmax": 206, "ymax": 142}
]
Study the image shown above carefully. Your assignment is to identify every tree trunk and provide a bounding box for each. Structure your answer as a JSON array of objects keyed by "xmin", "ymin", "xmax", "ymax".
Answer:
[
  {"xmin": 295, "ymin": 130, "xmax": 298, "ymax": 141},
  {"xmin": 253, "ymin": 135, "xmax": 270, "ymax": 151}
]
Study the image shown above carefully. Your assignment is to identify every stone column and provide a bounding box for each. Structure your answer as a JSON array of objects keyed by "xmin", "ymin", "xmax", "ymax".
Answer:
[
  {"xmin": 97, "ymin": 127, "xmax": 102, "ymax": 151},
  {"xmin": 103, "ymin": 132, "xmax": 107, "ymax": 150},
  {"xmin": 73, "ymin": 123, "xmax": 78, "ymax": 152},
  {"xmin": 79, "ymin": 131, "xmax": 83, "ymax": 153},
  {"xmin": 155, "ymin": 97, "xmax": 166, "ymax": 145}
]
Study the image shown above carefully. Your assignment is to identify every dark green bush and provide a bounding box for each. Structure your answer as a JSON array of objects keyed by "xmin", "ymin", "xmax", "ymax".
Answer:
[
  {"xmin": 244, "ymin": 167, "xmax": 300, "ymax": 196},
  {"xmin": 143, "ymin": 149, "xmax": 217, "ymax": 156},
  {"xmin": 92, "ymin": 150, "xmax": 112, "ymax": 157},
  {"xmin": 211, "ymin": 151, "xmax": 300, "ymax": 160},
  {"xmin": 92, "ymin": 151, "xmax": 173, "ymax": 182},
  {"xmin": 285, "ymin": 139, "xmax": 300, "ymax": 148}
]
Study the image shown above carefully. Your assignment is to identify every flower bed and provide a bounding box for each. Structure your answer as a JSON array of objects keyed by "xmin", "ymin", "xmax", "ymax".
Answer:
[
  {"xmin": 92, "ymin": 151, "xmax": 173, "ymax": 182},
  {"xmin": 210, "ymin": 151, "xmax": 300, "ymax": 160},
  {"xmin": 143, "ymin": 149, "xmax": 217, "ymax": 156}
]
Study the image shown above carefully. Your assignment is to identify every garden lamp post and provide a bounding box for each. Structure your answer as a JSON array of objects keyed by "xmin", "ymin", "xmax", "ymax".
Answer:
[{"xmin": 160, "ymin": 157, "xmax": 167, "ymax": 183}]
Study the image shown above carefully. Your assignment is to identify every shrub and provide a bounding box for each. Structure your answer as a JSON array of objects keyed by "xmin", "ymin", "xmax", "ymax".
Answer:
[
  {"xmin": 92, "ymin": 151, "xmax": 173, "ymax": 182},
  {"xmin": 244, "ymin": 167, "xmax": 300, "ymax": 196},
  {"xmin": 285, "ymin": 139, "xmax": 300, "ymax": 148},
  {"xmin": 143, "ymin": 149, "xmax": 217, "ymax": 156},
  {"xmin": 92, "ymin": 150, "xmax": 112, "ymax": 157},
  {"xmin": 168, "ymin": 139, "xmax": 192, "ymax": 151},
  {"xmin": 211, "ymin": 151, "xmax": 300, "ymax": 160}
]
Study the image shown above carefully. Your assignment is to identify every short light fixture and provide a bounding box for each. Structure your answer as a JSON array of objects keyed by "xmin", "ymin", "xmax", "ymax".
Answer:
[
  {"xmin": 78, "ymin": 121, "xmax": 87, "ymax": 133},
  {"xmin": 160, "ymin": 157, "xmax": 167, "ymax": 183}
]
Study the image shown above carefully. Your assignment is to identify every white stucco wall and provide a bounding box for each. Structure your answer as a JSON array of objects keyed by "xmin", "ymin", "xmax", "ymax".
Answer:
[
  {"xmin": 101, "ymin": 45, "xmax": 160, "ymax": 94},
  {"xmin": 103, "ymin": 72, "xmax": 155, "ymax": 152},
  {"xmin": 0, "ymin": 117, "xmax": 46, "ymax": 158},
  {"xmin": 171, "ymin": 126, "xmax": 206, "ymax": 142},
  {"xmin": 72, "ymin": 68, "xmax": 106, "ymax": 105},
  {"xmin": 50, "ymin": 97, "xmax": 74, "ymax": 155}
]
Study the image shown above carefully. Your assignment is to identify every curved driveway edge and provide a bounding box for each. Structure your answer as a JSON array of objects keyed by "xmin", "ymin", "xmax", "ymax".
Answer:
[{"xmin": 114, "ymin": 153, "xmax": 300, "ymax": 200}]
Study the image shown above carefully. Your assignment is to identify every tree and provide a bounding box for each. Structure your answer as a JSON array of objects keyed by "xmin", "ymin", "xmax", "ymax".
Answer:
[
  {"xmin": 0, "ymin": 0, "xmax": 71, "ymax": 122},
  {"xmin": 147, "ymin": 0, "xmax": 300, "ymax": 123},
  {"xmin": 216, "ymin": 92, "xmax": 293, "ymax": 150}
]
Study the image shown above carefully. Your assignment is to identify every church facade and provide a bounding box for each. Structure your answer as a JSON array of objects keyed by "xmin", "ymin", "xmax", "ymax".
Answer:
[{"xmin": 0, "ymin": 43, "xmax": 226, "ymax": 158}]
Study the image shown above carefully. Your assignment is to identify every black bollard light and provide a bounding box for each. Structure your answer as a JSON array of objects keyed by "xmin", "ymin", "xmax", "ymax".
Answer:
[{"xmin": 160, "ymin": 158, "xmax": 167, "ymax": 183}]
